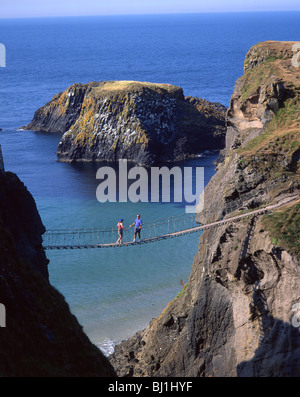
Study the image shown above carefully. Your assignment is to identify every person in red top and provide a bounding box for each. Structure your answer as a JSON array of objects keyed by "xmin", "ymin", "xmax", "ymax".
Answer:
[{"xmin": 116, "ymin": 219, "xmax": 125, "ymax": 244}]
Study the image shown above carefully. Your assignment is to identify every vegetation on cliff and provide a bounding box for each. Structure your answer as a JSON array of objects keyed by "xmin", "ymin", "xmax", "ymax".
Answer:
[
  {"xmin": 110, "ymin": 41, "xmax": 300, "ymax": 378},
  {"xmin": 223, "ymin": 41, "xmax": 300, "ymax": 205},
  {"xmin": 262, "ymin": 201, "xmax": 300, "ymax": 260}
]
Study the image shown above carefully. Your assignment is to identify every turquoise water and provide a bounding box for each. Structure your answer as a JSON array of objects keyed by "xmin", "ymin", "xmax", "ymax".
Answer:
[
  {"xmin": 1, "ymin": 128, "xmax": 215, "ymax": 353},
  {"xmin": 0, "ymin": 12, "xmax": 299, "ymax": 354}
]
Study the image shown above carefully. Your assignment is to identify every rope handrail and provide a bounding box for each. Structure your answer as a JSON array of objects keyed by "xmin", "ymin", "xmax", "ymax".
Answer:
[
  {"xmin": 45, "ymin": 213, "xmax": 196, "ymax": 234},
  {"xmin": 43, "ymin": 195, "xmax": 299, "ymax": 250}
]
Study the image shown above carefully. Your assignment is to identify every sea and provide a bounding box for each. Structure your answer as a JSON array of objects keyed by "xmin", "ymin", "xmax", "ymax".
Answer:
[{"xmin": 0, "ymin": 12, "xmax": 299, "ymax": 355}]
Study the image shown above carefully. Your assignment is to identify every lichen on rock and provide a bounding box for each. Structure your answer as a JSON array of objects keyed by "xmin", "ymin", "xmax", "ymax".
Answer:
[{"xmin": 25, "ymin": 80, "xmax": 226, "ymax": 165}]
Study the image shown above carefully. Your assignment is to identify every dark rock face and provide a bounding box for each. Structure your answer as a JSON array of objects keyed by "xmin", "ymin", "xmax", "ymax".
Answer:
[
  {"xmin": 25, "ymin": 83, "xmax": 87, "ymax": 134},
  {"xmin": 25, "ymin": 81, "xmax": 226, "ymax": 165},
  {"xmin": 109, "ymin": 41, "xmax": 300, "ymax": 377},
  {"xmin": 0, "ymin": 170, "xmax": 116, "ymax": 377},
  {"xmin": 0, "ymin": 171, "xmax": 49, "ymax": 279}
]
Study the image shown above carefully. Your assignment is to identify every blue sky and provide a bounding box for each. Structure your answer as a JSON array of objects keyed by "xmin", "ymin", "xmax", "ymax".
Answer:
[{"xmin": 1, "ymin": 0, "xmax": 300, "ymax": 18}]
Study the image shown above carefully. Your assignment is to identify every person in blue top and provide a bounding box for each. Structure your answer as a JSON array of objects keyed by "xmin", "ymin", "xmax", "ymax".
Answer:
[{"xmin": 129, "ymin": 214, "xmax": 142, "ymax": 242}]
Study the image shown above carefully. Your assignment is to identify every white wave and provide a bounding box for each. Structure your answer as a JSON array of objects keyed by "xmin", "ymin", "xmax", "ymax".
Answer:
[{"xmin": 97, "ymin": 338, "xmax": 117, "ymax": 356}]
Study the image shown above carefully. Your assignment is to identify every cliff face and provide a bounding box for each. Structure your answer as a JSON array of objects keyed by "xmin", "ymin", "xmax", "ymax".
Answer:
[
  {"xmin": 0, "ymin": 170, "xmax": 115, "ymax": 377},
  {"xmin": 25, "ymin": 81, "xmax": 226, "ymax": 165},
  {"xmin": 109, "ymin": 41, "xmax": 300, "ymax": 377},
  {"xmin": 0, "ymin": 171, "xmax": 49, "ymax": 280}
]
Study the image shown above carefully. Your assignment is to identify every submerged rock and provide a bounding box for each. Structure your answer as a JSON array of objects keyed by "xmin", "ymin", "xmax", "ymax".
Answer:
[{"xmin": 25, "ymin": 80, "xmax": 226, "ymax": 165}]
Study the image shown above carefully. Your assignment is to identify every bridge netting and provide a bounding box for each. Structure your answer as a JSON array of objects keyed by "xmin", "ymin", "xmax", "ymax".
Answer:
[
  {"xmin": 43, "ymin": 213, "xmax": 197, "ymax": 249},
  {"xmin": 42, "ymin": 192, "xmax": 299, "ymax": 250}
]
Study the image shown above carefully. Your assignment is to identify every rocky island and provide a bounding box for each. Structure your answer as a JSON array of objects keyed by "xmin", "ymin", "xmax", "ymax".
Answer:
[
  {"xmin": 109, "ymin": 41, "xmax": 300, "ymax": 376},
  {"xmin": 24, "ymin": 81, "xmax": 226, "ymax": 165}
]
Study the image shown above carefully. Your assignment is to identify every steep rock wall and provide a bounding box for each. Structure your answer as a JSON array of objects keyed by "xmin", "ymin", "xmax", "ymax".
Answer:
[
  {"xmin": 109, "ymin": 41, "xmax": 300, "ymax": 377},
  {"xmin": 0, "ymin": 170, "xmax": 116, "ymax": 377}
]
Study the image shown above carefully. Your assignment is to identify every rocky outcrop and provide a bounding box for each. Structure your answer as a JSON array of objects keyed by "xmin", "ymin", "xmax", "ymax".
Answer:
[
  {"xmin": 25, "ymin": 81, "xmax": 226, "ymax": 165},
  {"xmin": 0, "ymin": 170, "xmax": 116, "ymax": 376},
  {"xmin": 0, "ymin": 171, "xmax": 49, "ymax": 280},
  {"xmin": 109, "ymin": 41, "xmax": 300, "ymax": 377}
]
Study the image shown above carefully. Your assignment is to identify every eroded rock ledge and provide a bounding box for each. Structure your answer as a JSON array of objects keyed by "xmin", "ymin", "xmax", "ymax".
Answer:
[{"xmin": 25, "ymin": 81, "xmax": 226, "ymax": 165}]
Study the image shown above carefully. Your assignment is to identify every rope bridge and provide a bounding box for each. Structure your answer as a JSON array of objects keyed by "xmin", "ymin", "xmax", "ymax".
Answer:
[
  {"xmin": 43, "ymin": 213, "xmax": 197, "ymax": 250},
  {"xmin": 42, "ymin": 195, "xmax": 299, "ymax": 250}
]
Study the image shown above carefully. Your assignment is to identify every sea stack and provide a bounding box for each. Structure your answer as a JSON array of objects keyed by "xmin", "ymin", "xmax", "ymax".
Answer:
[{"xmin": 25, "ymin": 80, "xmax": 226, "ymax": 165}]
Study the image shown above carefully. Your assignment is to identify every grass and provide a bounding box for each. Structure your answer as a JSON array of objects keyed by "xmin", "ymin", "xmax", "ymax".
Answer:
[
  {"xmin": 241, "ymin": 60, "xmax": 276, "ymax": 102},
  {"xmin": 175, "ymin": 283, "xmax": 189, "ymax": 299},
  {"xmin": 238, "ymin": 128, "xmax": 300, "ymax": 158},
  {"xmin": 245, "ymin": 78, "xmax": 300, "ymax": 175},
  {"xmin": 265, "ymin": 92, "xmax": 300, "ymax": 131},
  {"xmin": 236, "ymin": 87, "xmax": 300, "ymax": 178},
  {"xmin": 262, "ymin": 202, "xmax": 300, "ymax": 259},
  {"xmin": 230, "ymin": 43, "xmax": 300, "ymax": 258},
  {"xmin": 93, "ymin": 80, "xmax": 182, "ymax": 96}
]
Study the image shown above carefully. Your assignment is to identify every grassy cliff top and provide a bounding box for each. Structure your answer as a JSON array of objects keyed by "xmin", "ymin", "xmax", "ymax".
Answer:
[
  {"xmin": 242, "ymin": 41, "xmax": 300, "ymax": 101},
  {"xmin": 83, "ymin": 80, "xmax": 184, "ymax": 98},
  {"xmin": 238, "ymin": 41, "xmax": 300, "ymax": 157},
  {"xmin": 94, "ymin": 80, "xmax": 181, "ymax": 91},
  {"xmin": 230, "ymin": 40, "xmax": 300, "ymax": 198},
  {"xmin": 244, "ymin": 40, "xmax": 300, "ymax": 73}
]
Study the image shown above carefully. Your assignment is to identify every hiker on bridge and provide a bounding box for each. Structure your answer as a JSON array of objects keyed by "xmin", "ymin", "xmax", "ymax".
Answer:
[
  {"xmin": 116, "ymin": 219, "xmax": 126, "ymax": 244},
  {"xmin": 130, "ymin": 214, "xmax": 142, "ymax": 242}
]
